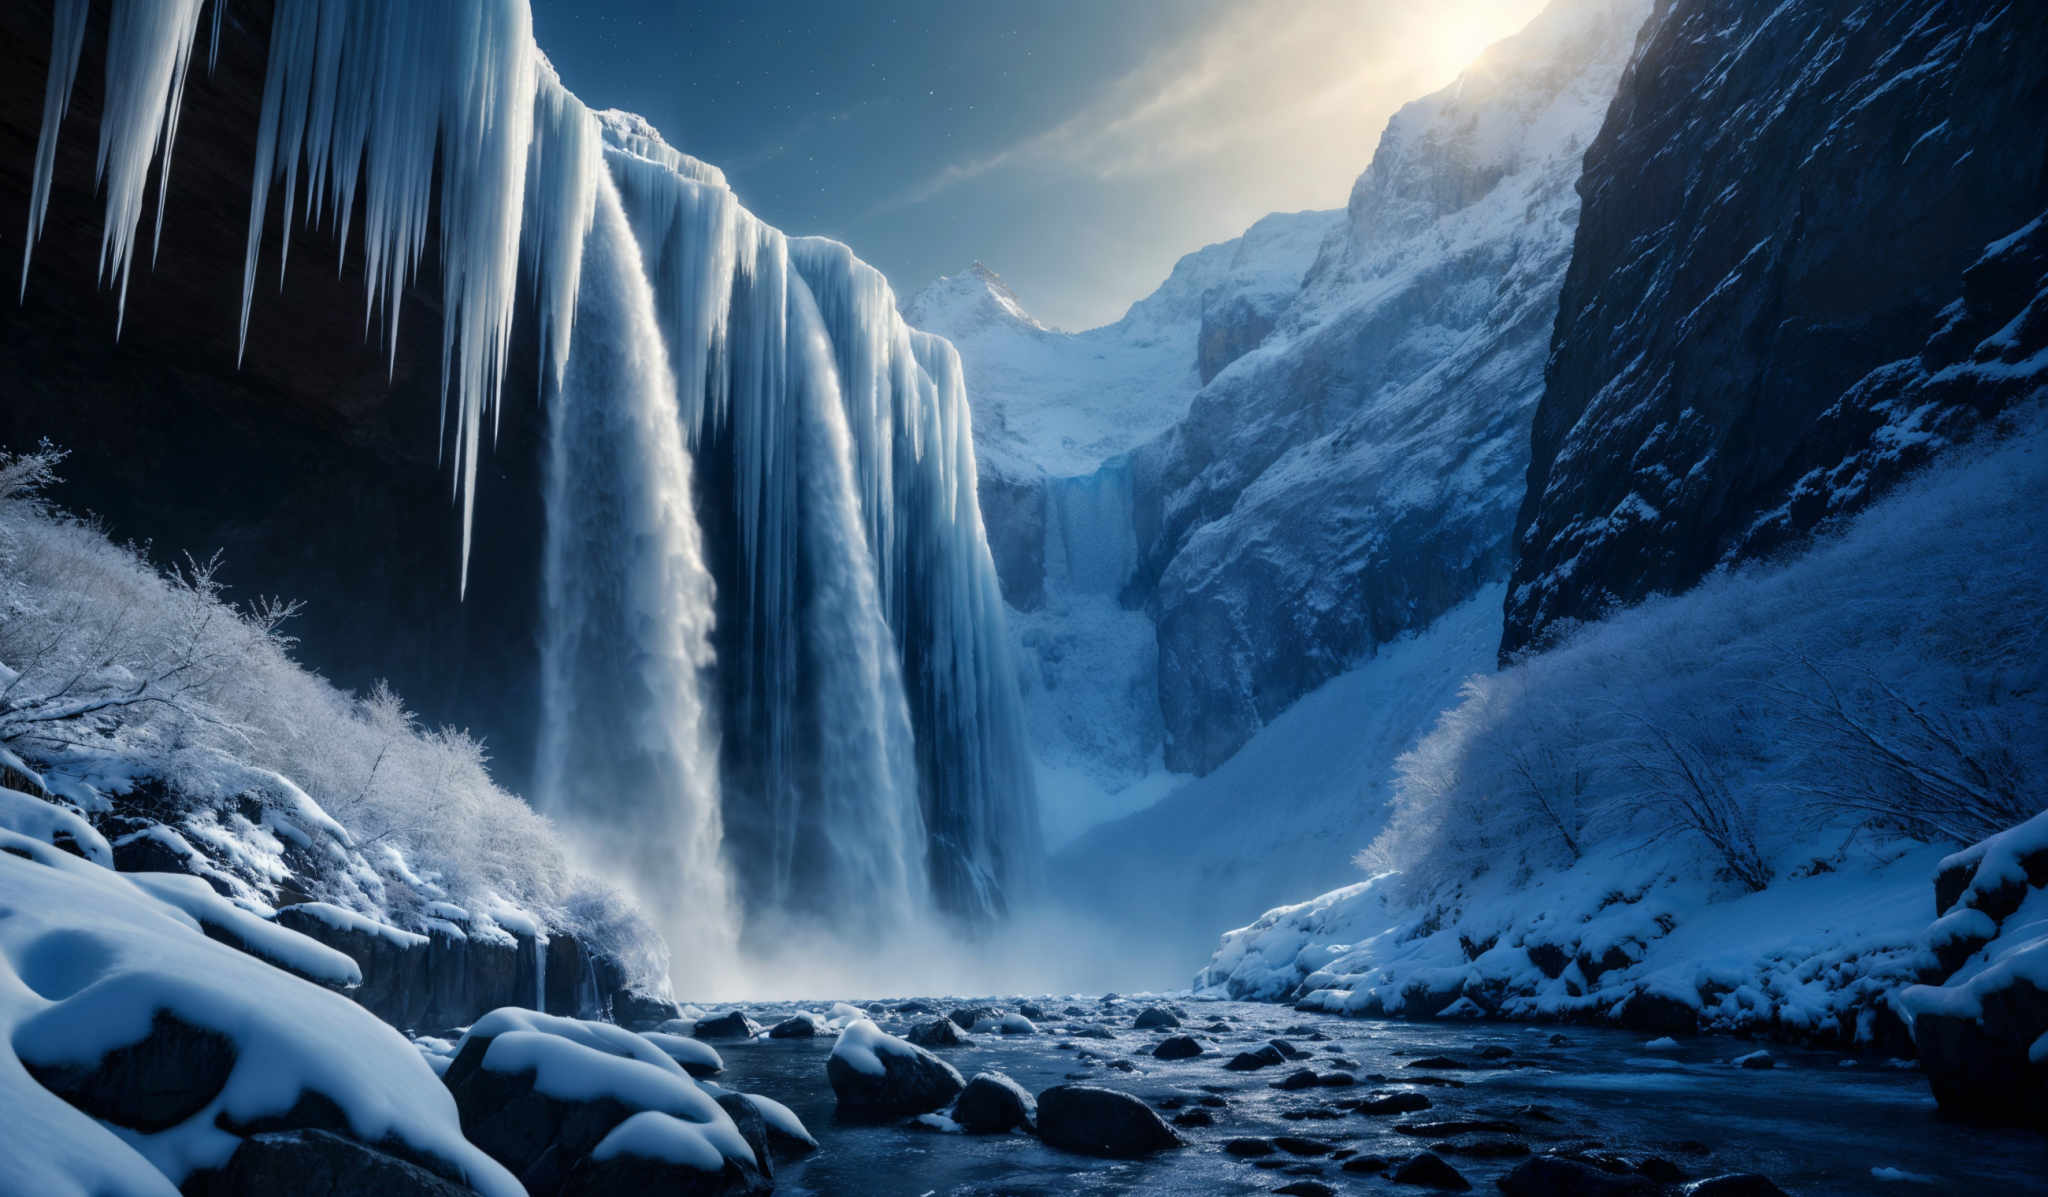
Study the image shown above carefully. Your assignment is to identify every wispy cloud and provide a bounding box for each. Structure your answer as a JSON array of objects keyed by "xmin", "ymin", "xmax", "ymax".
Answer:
[{"xmin": 880, "ymin": 0, "xmax": 1530, "ymax": 213}]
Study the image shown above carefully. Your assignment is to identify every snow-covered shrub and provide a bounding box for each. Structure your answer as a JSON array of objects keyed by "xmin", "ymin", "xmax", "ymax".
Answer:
[
  {"xmin": 1368, "ymin": 405, "xmax": 2048, "ymax": 910},
  {"xmin": 0, "ymin": 445, "xmax": 653, "ymax": 968}
]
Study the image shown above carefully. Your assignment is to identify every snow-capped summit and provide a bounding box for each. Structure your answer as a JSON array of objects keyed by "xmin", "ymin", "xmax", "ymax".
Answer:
[{"xmin": 902, "ymin": 261, "xmax": 1047, "ymax": 337}]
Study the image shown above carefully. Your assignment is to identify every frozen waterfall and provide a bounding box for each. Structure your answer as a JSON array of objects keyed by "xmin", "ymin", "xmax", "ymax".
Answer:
[
  {"xmin": 536, "ymin": 169, "xmax": 736, "ymax": 976},
  {"xmin": 19, "ymin": 0, "xmax": 1042, "ymax": 972}
]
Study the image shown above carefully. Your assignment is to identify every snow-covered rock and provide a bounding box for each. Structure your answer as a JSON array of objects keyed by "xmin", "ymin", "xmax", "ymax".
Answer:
[
  {"xmin": 1897, "ymin": 810, "xmax": 2048, "ymax": 1127},
  {"xmin": 0, "ymin": 830, "xmax": 522, "ymax": 1196},
  {"xmin": 826, "ymin": 1018, "xmax": 965, "ymax": 1117}
]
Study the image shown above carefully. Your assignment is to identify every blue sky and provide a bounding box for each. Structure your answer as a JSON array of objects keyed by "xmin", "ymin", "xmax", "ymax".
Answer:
[{"xmin": 532, "ymin": 0, "xmax": 1546, "ymax": 329}]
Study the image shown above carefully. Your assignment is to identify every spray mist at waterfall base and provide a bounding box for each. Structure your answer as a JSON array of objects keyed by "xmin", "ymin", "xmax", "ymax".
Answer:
[{"xmin": 660, "ymin": 901, "xmax": 1200, "ymax": 1003}]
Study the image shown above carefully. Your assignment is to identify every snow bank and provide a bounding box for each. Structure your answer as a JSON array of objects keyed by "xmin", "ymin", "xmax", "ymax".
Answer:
[{"xmin": 0, "ymin": 830, "xmax": 521, "ymax": 1196}]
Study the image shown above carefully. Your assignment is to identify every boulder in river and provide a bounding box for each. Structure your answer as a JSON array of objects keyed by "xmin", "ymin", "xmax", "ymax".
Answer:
[
  {"xmin": 1390, "ymin": 1151, "xmax": 1470, "ymax": 1190},
  {"xmin": 827, "ymin": 1020, "xmax": 964, "ymax": 1117},
  {"xmin": 906, "ymin": 1018, "xmax": 971, "ymax": 1048},
  {"xmin": 952, "ymin": 1072, "xmax": 1036, "ymax": 1133},
  {"xmin": 1498, "ymin": 1156, "xmax": 1658, "ymax": 1196},
  {"xmin": 1225, "ymin": 1044, "xmax": 1286, "ymax": 1071},
  {"xmin": 693, "ymin": 1011, "xmax": 763, "ymax": 1040},
  {"xmin": 1153, "ymin": 1035, "xmax": 1203, "ymax": 1060},
  {"xmin": 1133, "ymin": 1006, "xmax": 1181, "ymax": 1029},
  {"xmin": 768, "ymin": 1015, "xmax": 819, "ymax": 1040},
  {"xmin": 1036, "ymin": 1084, "xmax": 1186, "ymax": 1158}
]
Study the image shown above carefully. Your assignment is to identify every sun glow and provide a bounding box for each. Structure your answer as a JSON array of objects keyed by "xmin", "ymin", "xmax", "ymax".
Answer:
[{"xmin": 1429, "ymin": 14, "xmax": 1504, "ymax": 82}]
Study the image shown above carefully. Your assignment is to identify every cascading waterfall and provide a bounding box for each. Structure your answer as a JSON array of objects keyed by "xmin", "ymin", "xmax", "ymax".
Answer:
[
  {"xmin": 535, "ymin": 169, "xmax": 737, "ymax": 977},
  {"xmin": 20, "ymin": 0, "xmax": 1041, "ymax": 980}
]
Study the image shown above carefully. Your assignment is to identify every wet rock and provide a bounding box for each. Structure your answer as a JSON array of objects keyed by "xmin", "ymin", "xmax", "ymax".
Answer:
[
  {"xmin": 692, "ymin": 1011, "xmax": 762, "ymax": 1040},
  {"xmin": 893, "ymin": 1001, "xmax": 933, "ymax": 1014},
  {"xmin": 1154, "ymin": 1035, "xmax": 1204, "ymax": 1060},
  {"xmin": 1269, "ymin": 1039, "xmax": 1311, "ymax": 1060},
  {"xmin": 1498, "ymin": 1156, "xmax": 1658, "ymax": 1196},
  {"xmin": 1679, "ymin": 1176, "xmax": 1790, "ymax": 1197},
  {"xmin": 949, "ymin": 1006, "xmax": 999, "ymax": 1031},
  {"xmin": 905, "ymin": 1018, "xmax": 970, "ymax": 1048},
  {"xmin": 1391, "ymin": 1151, "xmax": 1471, "ymax": 1190},
  {"xmin": 952, "ymin": 1071, "xmax": 1036, "ymax": 1134},
  {"xmin": 1281, "ymin": 1108, "xmax": 1346, "ymax": 1121},
  {"xmin": 1477, "ymin": 1045, "xmax": 1514, "ymax": 1059},
  {"xmin": 1638, "ymin": 1157, "xmax": 1685, "ymax": 1182},
  {"xmin": 189, "ymin": 1129, "xmax": 477, "ymax": 1197},
  {"xmin": 1341, "ymin": 1155, "xmax": 1392, "ymax": 1174},
  {"xmin": 1018, "ymin": 1003, "xmax": 1047, "ymax": 1020},
  {"xmin": 1396, "ymin": 1119, "xmax": 1519, "ymax": 1137},
  {"xmin": 1435, "ymin": 1138, "xmax": 1530, "ymax": 1158},
  {"xmin": 1172, "ymin": 1109, "xmax": 1215, "ymax": 1128},
  {"xmin": 1036, "ymin": 1084, "xmax": 1186, "ymax": 1158},
  {"xmin": 1355, "ymin": 1091, "xmax": 1432, "ymax": 1115},
  {"xmin": 768, "ymin": 1015, "xmax": 818, "ymax": 1039},
  {"xmin": 1134, "ymin": 1006, "xmax": 1182, "ymax": 1030},
  {"xmin": 1275, "ymin": 1183, "xmax": 1336, "ymax": 1197},
  {"xmin": 1066, "ymin": 1025, "xmax": 1114, "ymax": 1040},
  {"xmin": 1226, "ymin": 1138, "xmax": 1277, "ymax": 1157},
  {"xmin": 1273, "ymin": 1069, "xmax": 1322, "ymax": 1091},
  {"xmin": 1274, "ymin": 1136, "xmax": 1337, "ymax": 1156},
  {"xmin": 1734, "ymin": 1050, "xmax": 1774, "ymax": 1070},
  {"xmin": 1226, "ymin": 1045, "xmax": 1287, "ymax": 1071},
  {"xmin": 1317, "ymin": 1072, "xmax": 1355, "ymax": 1087},
  {"xmin": 1106, "ymin": 1058, "xmax": 1138, "ymax": 1073}
]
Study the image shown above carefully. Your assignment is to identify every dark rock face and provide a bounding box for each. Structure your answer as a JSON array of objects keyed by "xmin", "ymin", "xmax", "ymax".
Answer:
[
  {"xmin": 1225, "ymin": 1044, "xmax": 1286, "ymax": 1071},
  {"xmin": 1035, "ymin": 1084, "xmax": 1185, "ymax": 1158},
  {"xmin": 768, "ymin": 1015, "xmax": 819, "ymax": 1039},
  {"xmin": 1152, "ymin": 1035, "xmax": 1203, "ymax": 1060},
  {"xmin": 826, "ymin": 1040, "xmax": 965, "ymax": 1117},
  {"xmin": 611, "ymin": 988, "xmax": 681, "ymax": 1031},
  {"xmin": 19, "ymin": 1009, "xmax": 234, "ymax": 1132},
  {"xmin": 187, "ymin": 1129, "xmax": 477, "ymax": 1197},
  {"xmin": 951, "ymin": 1071, "xmax": 1036, "ymax": 1133},
  {"xmin": 0, "ymin": 0, "xmax": 550, "ymax": 793},
  {"xmin": 1616, "ymin": 990, "xmax": 1698, "ymax": 1036},
  {"xmin": 1504, "ymin": 0, "xmax": 2048, "ymax": 656},
  {"xmin": 714, "ymin": 1093, "xmax": 775, "ymax": 1182}
]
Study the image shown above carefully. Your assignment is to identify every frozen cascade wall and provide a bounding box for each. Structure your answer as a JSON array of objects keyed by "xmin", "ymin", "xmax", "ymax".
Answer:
[
  {"xmin": 536, "ymin": 169, "xmax": 736, "ymax": 971},
  {"xmin": 20, "ymin": 0, "xmax": 1040, "ymax": 970}
]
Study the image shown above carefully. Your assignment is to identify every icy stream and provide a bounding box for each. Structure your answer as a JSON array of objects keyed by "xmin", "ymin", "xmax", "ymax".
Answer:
[{"xmin": 702, "ymin": 998, "xmax": 2048, "ymax": 1195}]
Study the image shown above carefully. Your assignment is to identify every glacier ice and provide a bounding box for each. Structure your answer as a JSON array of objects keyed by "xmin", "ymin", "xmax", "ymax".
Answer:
[{"xmin": 19, "ymin": 0, "xmax": 1040, "ymax": 970}]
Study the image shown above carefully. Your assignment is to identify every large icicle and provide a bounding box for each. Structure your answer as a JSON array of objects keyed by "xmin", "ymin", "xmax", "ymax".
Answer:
[
  {"xmin": 537, "ymin": 169, "xmax": 736, "ymax": 981},
  {"xmin": 17, "ymin": 0, "xmax": 207, "ymax": 326}
]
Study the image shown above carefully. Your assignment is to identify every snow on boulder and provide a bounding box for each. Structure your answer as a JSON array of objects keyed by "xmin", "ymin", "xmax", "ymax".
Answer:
[
  {"xmin": 692, "ymin": 1009, "xmax": 764, "ymax": 1039},
  {"xmin": 127, "ymin": 875, "xmax": 361, "ymax": 990},
  {"xmin": 442, "ymin": 1008, "xmax": 763, "ymax": 1194},
  {"xmin": 0, "ymin": 831, "xmax": 520, "ymax": 1197},
  {"xmin": 639, "ymin": 1031, "xmax": 726, "ymax": 1078},
  {"xmin": 827, "ymin": 1018, "xmax": 965, "ymax": 1117},
  {"xmin": 0, "ymin": 786, "xmax": 110, "ymax": 865},
  {"xmin": 1898, "ymin": 810, "xmax": 2048, "ymax": 1127}
]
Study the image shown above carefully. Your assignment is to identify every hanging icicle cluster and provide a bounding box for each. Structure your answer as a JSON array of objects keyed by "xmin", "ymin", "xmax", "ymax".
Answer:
[{"xmin": 18, "ymin": 0, "xmax": 1041, "ymax": 943}]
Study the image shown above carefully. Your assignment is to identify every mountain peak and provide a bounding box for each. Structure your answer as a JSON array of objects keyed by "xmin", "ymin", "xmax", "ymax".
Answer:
[{"xmin": 904, "ymin": 261, "xmax": 1047, "ymax": 336}]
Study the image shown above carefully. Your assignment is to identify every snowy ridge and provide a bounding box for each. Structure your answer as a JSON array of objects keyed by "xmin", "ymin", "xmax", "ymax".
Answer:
[{"xmin": 905, "ymin": 210, "xmax": 1340, "ymax": 482}]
